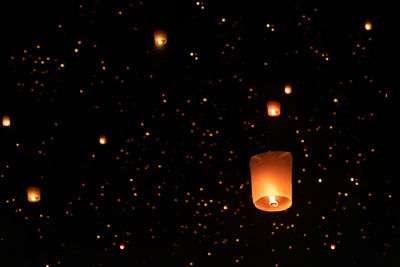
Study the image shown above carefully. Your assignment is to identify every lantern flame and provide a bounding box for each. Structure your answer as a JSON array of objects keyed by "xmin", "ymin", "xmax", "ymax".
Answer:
[{"xmin": 269, "ymin": 195, "xmax": 278, "ymax": 207}]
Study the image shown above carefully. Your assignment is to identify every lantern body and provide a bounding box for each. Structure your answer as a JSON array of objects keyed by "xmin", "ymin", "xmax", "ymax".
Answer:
[
  {"xmin": 365, "ymin": 20, "xmax": 372, "ymax": 31},
  {"xmin": 2, "ymin": 116, "xmax": 10, "ymax": 127},
  {"xmin": 27, "ymin": 186, "xmax": 41, "ymax": 203},
  {"xmin": 284, "ymin": 83, "xmax": 292, "ymax": 95},
  {"xmin": 99, "ymin": 135, "xmax": 107, "ymax": 145},
  {"xmin": 250, "ymin": 151, "xmax": 292, "ymax": 212},
  {"xmin": 154, "ymin": 30, "xmax": 167, "ymax": 48},
  {"xmin": 267, "ymin": 101, "xmax": 281, "ymax": 117}
]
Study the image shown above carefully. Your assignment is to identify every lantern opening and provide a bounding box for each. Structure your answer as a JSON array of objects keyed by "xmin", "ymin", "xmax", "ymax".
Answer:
[{"xmin": 268, "ymin": 195, "xmax": 278, "ymax": 207}]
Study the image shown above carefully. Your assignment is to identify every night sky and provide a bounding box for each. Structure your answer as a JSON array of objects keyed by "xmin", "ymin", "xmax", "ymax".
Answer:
[{"xmin": 0, "ymin": 1, "xmax": 398, "ymax": 266}]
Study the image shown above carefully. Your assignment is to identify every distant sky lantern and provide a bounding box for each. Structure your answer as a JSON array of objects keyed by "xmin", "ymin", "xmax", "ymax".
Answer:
[
  {"xmin": 250, "ymin": 151, "xmax": 293, "ymax": 212},
  {"xmin": 267, "ymin": 101, "xmax": 281, "ymax": 117},
  {"xmin": 154, "ymin": 30, "xmax": 167, "ymax": 48},
  {"xmin": 365, "ymin": 20, "xmax": 372, "ymax": 31},
  {"xmin": 2, "ymin": 115, "xmax": 11, "ymax": 127},
  {"xmin": 27, "ymin": 186, "xmax": 41, "ymax": 203},
  {"xmin": 284, "ymin": 83, "xmax": 292, "ymax": 95},
  {"xmin": 99, "ymin": 134, "xmax": 107, "ymax": 145}
]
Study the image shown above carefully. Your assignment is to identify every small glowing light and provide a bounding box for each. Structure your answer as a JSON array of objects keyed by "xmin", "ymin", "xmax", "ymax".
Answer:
[
  {"xmin": 284, "ymin": 83, "xmax": 292, "ymax": 95},
  {"xmin": 154, "ymin": 30, "xmax": 167, "ymax": 48},
  {"xmin": 99, "ymin": 135, "xmax": 107, "ymax": 145},
  {"xmin": 267, "ymin": 101, "xmax": 281, "ymax": 117},
  {"xmin": 27, "ymin": 186, "xmax": 41, "ymax": 203},
  {"xmin": 330, "ymin": 244, "xmax": 336, "ymax": 250},
  {"xmin": 119, "ymin": 244, "xmax": 125, "ymax": 250},
  {"xmin": 365, "ymin": 20, "xmax": 372, "ymax": 31},
  {"xmin": 2, "ymin": 116, "xmax": 11, "ymax": 127},
  {"xmin": 318, "ymin": 178, "xmax": 322, "ymax": 183},
  {"xmin": 269, "ymin": 195, "xmax": 278, "ymax": 207}
]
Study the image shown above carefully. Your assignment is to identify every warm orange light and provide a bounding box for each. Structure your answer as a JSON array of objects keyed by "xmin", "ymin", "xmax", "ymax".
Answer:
[
  {"xmin": 267, "ymin": 101, "xmax": 281, "ymax": 117},
  {"xmin": 154, "ymin": 30, "xmax": 167, "ymax": 48},
  {"xmin": 27, "ymin": 186, "xmax": 41, "ymax": 203},
  {"xmin": 250, "ymin": 151, "xmax": 293, "ymax": 212},
  {"xmin": 2, "ymin": 116, "xmax": 11, "ymax": 127},
  {"xmin": 365, "ymin": 20, "xmax": 372, "ymax": 31},
  {"xmin": 284, "ymin": 83, "xmax": 292, "ymax": 95},
  {"xmin": 99, "ymin": 135, "xmax": 107, "ymax": 145}
]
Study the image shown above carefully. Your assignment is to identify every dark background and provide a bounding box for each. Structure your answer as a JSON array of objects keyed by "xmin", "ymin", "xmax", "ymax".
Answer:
[{"xmin": 0, "ymin": 0, "xmax": 398, "ymax": 266}]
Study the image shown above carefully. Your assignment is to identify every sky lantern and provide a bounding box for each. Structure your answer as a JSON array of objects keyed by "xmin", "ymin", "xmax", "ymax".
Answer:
[
  {"xmin": 2, "ymin": 115, "xmax": 11, "ymax": 127},
  {"xmin": 284, "ymin": 83, "xmax": 292, "ymax": 95},
  {"xmin": 267, "ymin": 101, "xmax": 281, "ymax": 117},
  {"xmin": 365, "ymin": 20, "xmax": 372, "ymax": 31},
  {"xmin": 154, "ymin": 30, "xmax": 167, "ymax": 48},
  {"xmin": 27, "ymin": 186, "xmax": 41, "ymax": 203},
  {"xmin": 250, "ymin": 151, "xmax": 293, "ymax": 212},
  {"xmin": 99, "ymin": 134, "xmax": 107, "ymax": 145}
]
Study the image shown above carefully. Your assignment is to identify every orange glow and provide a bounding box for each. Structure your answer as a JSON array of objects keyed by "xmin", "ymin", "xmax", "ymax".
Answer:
[
  {"xmin": 365, "ymin": 20, "xmax": 372, "ymax": 31},
  {"xmin": 2, "ymin": 116, "xmax": 11, "ymax": 127},
  {"xmin": 250, "ymin": 151, "xmax": 293, "ymax": 212},
  {"xmin": 330, "ymin": 244, "xmax": 336, "ymax": 250},
  {"xmin": 284, "ymin": 83, "xmax": 292, "ymax": 95},
  {"xmin": 27, "ymin": 186, "xmax": 41, "ymax": 203},
  {"xmin": 99, "ymin": 135, "xmax": 107, "ymax": 145},
  {"xmin": 154, "ymin": 30, "xmax": 167, "ymax": 48},
  {"xmin": 119, "ymin": 244, "xmax": 125, "ymax": 250},
  {"xmin": 267, "ymin": 101, "xmax": 281, "ymax": 117}
]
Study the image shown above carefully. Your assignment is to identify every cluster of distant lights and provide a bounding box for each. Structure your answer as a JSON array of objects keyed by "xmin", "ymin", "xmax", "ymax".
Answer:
[{"xmin": 2, "ymin": 9, "xmax": 393, "ymax": 266}]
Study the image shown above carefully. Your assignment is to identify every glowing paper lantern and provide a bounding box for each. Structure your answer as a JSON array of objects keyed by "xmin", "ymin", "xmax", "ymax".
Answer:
[
  {"xmin": 27, "ymin": 186, "xmax": 41, "ymax": 203},
  {"xmin": 284, "ymin": 83, "xmax": 292, "ymax": 95},
  {"xmin": 154, "ymin": 30, "xmax": 167, "ymax": 48},
  {"xmin": 267, "ymin": 101, "xmax": 281, "ymax": 117},
  {"xmin": 99, "ymin": 134, "xmax": 107, "ymax": 145},
  {"xmin": 365, "ymin": 20, "xmax": 372, "ymax": 31},
  {"xmin": 2, "ymin": 115, "xmax": 10, "ymax": 127},
  {"xmin": 250, "ymin": 151, "xmax": 293, "ymax": 212}
]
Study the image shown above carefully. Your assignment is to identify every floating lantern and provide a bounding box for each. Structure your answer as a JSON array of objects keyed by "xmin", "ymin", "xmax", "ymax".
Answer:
[
  {"xmin": 154, "ymin": 30, "xmax": 167, "ymax": 48},
  {"xmin": 284, "ymin": 83, "xmax": 292, "ymax": 95},
  {"xmin": 365, "ymin": 20, "xmax": 372, "ymax": 31},
  {"xmin": 267, "ymin": 101, "xmax": 281, "ymax": 117},
  {"xmin": 27, "ymin": 186, "xmax": 41, "ymax": 203},
  {"xmin": 250, "ymin": 151, "xmax": 293, "ymax": 212},
  {"xmin": 99, "ymin": 134, "xmax": 107, "ymax": 145},
  {"xmin": 2, "ymin": 115, "xmax": 10, "ymax": 127}
]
